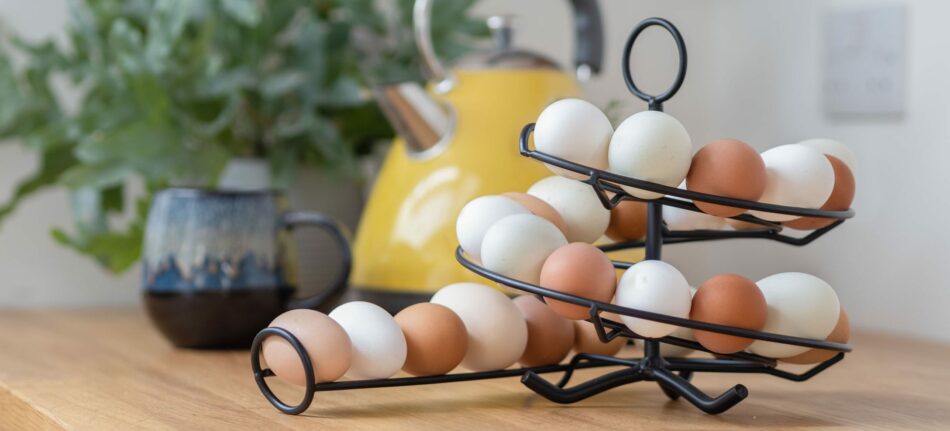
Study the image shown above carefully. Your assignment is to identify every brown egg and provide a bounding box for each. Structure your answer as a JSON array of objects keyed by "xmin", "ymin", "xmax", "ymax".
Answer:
[
  {"xmin": 782, "ymin": 308, "xmax": 850, "ymax": 364},
  {"xmin": 262, "ymin": 309, "xmax": 351, "ymax": 385},
  {"xmin": 605, "ymin": 200, "xmax": 648, "ymax": 241},
  {"xmin": 686, "ymin": 139, "xmax": 767, "ymax": 217},
  {"xmin": 394, "ymin": 303, "xmax": 468, "ymax": 376},
  {"xmin": 784, "ymin": 156, "xmax": 855, "ymax": 230},
  {"xmin": 690, "ymin": 274, "xmax": 768, "ymax": 354},
  {"xmin": 573, "ymin": 317, "xmax": 626, "ymax": 356},
  {"xmin": 513, "ymin": 296, "xmax": 575, "ymax": 367},
  {"xmin": 540, "ymin": 243, "xmax": 617, "ymax": 320},
  {"xmin": 502, "ymin": 192, "xmax": 569, "ymax": 237}
]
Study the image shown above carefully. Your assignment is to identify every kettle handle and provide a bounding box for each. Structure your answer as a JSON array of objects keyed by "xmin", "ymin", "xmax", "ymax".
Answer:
[{"xmin": 413, "ymin": 0, "xmax": 604, "ymax": 91}]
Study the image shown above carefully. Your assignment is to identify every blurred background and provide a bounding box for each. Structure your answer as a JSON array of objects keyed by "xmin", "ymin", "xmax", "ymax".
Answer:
[{"xmin": 1, "ymin": 0, "xmax": 947, "ymax": 342}]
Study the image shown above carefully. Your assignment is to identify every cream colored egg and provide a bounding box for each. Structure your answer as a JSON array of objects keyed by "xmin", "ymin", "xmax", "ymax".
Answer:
[
  {"xmin": 481, "ymin": 214, "xmax": 567, "ymax": 285},
  {"xmin": 614, "ymin": 260, "xmax": 692, "ymax": 338},
  {"xmin": 431, "ymin": 283, "xmax": 528, "ymax": 371},
  {"xmin": 456, "ymin": 195, "xmax": 529, "ymax": 260},
  {"xmin": 534, "ymin": 98, "xmax": 613, "ymax": 179},
  {"xmin": 749, "ymin": 144, "xmax": 835, "ymax": 222},
  {"xmin": 660, "ymin": 286, "xmax": 697, "ymax": 357},
  {"xmin": 329, "ymin": 301, "xmax": 407, "ymax": 380},
  {"xmin": 527, "ymin": 176, "xmax": 609, "ymax": 243},
  {"xmin": 748, "ymin": 272, "xmax": 840, "ymax": 358},
  {"xmin": 608, "ymin": 111, "xmax": 693, "ymax": 200}
]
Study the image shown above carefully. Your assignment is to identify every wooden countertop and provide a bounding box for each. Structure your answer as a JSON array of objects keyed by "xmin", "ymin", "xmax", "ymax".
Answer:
[{"xmin": 1, "ymin": 309, "xmax": 948, "ymax": 430}]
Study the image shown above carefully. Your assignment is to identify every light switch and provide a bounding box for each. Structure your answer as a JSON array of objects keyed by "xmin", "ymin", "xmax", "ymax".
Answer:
[{"xmin": 823, "ymin": 5, "xmax": 907, "ymax": 116}]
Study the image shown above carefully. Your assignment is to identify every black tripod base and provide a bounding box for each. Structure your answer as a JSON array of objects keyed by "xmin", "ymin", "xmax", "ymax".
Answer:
[{"xmin": 521, "ymin": 355, "xmax": 748, "ymax": 415}]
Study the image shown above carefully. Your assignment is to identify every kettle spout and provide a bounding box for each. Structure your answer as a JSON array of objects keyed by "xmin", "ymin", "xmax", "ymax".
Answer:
[{"xmin": 374, "ymin": 83, "xmax": 451, "ymax": 153}]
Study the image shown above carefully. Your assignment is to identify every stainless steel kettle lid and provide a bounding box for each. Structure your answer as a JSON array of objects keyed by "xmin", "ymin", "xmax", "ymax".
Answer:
[{"xmin": 415, "ymin": 0, "xmax": 605, "ymax": 93}]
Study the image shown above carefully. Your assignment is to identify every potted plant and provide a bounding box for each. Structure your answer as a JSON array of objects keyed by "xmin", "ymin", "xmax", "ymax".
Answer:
[{"xmin": 0, "ymin": 0, "xmax": 487, "ymax": 273}]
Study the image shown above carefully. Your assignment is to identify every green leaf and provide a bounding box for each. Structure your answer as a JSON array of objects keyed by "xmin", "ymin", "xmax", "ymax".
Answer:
[
  {"xmin": 219, "ymin": 0, "xmax": 261, "ymax": 26},
  {"xmin": 59, "ymin": 162, "xmax": 132, "ymax": 190},
  {"xmin": 51, "ymin": 224, "xmax": 143, "ymax": 273},
  {"xmin": 107, "ymin": 19, "xmax": 145, "ymax": 73},
  {"xmin": 145, "ymin": 0, "xmax": 190, "ymax": 73},
  {"xmin": 0, "ymin": 145, "xmax": 78, "ymax": 223}
]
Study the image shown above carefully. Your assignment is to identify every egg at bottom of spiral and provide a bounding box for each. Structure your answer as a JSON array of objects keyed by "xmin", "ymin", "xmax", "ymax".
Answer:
[
  {"xmin": 781, "ymin": 308, "xmax": 850, "ymax": 365},
  {"xmin": 690, "ymin": 274, "xmax": 768, "ymax": 354},
  {"xmin": 573, "ymin": 316, "xmax": 627, "ymax": 356},
  {"xmin": 329, "ymin": 301, "xmax": 407, "ymax": 380},
  {"xmin": 394, "ymin": 303, "xmax": 468, "ymax": 376},
  {"xmin": 687, "ymin": 138, "xmax": 767, "ymax": 217},
  {"xmin": 606, "ymin": 199, "xmax": 648, "ymax": 241},
  {"xmin": 513, "ymin": 296, "xmax": 575, "ymax": 367},
  {"xmin": 540, "ymin": 243, "xmax": 617, "ymax": 320},
  {"xmin": 783, "ymin": 155, "xmax": 855, "ymax": 230},
  {"xmin": 262, "ymin": 309, "xmax": 352, "ymax": 386},
  {"xmin": 502, "ymin": 192, "xmax": 569, "ymax": 237},
  {"xmin": 430, "ymin": 283, "xmax": 528, "ymax": 371}
]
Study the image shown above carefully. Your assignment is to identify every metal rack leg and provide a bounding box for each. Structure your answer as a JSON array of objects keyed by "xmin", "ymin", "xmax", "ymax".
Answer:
[
  {"xmin": 658, "ymin": 370, "xmax": 693, "ymax": 401},
  {"xmin": 522, "ymin": 368, "xmax": 644, "ymax": 404},
  {"xmin": 651, "ymin": 368, "xmax": 748, "ymax": 415}
]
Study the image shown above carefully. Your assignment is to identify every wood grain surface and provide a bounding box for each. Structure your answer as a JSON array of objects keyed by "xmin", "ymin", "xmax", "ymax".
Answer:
[{"xmin": 1, "ymin": 309, "xmax": 948, "ymax": 430}]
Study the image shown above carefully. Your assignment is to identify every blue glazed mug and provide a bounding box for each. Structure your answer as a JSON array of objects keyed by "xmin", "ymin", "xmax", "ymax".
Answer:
[{"xmin": 142, "ymin": 188, "xmax": 351, "ymax": 349}]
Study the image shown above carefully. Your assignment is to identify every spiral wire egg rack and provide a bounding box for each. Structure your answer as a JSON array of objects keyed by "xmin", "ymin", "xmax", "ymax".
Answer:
[{"xmin": 251, "ymin": 17, "xmax": 853, "ymax": 416}]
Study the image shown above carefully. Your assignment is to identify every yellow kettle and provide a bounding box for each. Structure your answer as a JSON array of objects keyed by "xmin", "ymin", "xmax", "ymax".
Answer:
[{"xmin": 350, "ymin": 0, "xmax": 605, "ymax": 312}]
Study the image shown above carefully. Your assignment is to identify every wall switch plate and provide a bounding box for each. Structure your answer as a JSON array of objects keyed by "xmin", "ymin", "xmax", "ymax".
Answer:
[{"xmin": 823, "ymin": 5, "xmax": 907, "ymax": 116}]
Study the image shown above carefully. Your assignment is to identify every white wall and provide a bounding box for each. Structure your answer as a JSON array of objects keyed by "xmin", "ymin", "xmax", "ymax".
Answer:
[{"xmin": 3, "ymin": 1, "xmax": 949, "ymax": 342}]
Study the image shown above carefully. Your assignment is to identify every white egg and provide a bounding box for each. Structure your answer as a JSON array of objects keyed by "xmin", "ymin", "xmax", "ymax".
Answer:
[
  {"xmin": 431, "ymin": 283, "xmax": 528, "ymax": 371},
  {"xmin": 797, "ymin": 138, "xmax": 856, "ymax": 174},
  {"xmin": 660, "ymin": 286, "xmax": 697, "ymax": 357},
  {"xmin": 481, "ymin": 214, "xmax": 567, "ymax": 285},
  {"xmin": 749, "ymin": 144, "xmax": 835, "ymax": 222},
  {"xmin": 456, "ymin": 195, "xmax": 530, "ymax": 260},
  {"xmin": 527, "ymin": 176, "xmax": 609, "ymax": 243},
  {"xmin": 608, "ymin": 111, "xmax": 693, "ymax": 200},
  {"xmin": 534, "ymin": 98, "xmax": 613, "ymax": 179},
  {"xmin": 614, "ymin": 260, "xmax": 692, "ymax": 338},
  {"xmin": 328, "ymin": 301, "xmax": 407, "ymax": 380},
  {"xmin": 747, "ymin": 272, "xmax": 840, "ymax": 358}
]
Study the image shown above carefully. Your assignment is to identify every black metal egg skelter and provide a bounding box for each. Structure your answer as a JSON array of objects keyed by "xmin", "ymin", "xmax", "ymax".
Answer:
[{"xmin": 251, "ymin": 17, "xmax": 853, "ymax": 416}]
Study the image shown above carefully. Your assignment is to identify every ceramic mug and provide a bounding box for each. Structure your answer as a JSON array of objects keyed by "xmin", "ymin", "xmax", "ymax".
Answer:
[{"xmin": 142, "ymin": 188, "xmax": 351, "ymax": 349}]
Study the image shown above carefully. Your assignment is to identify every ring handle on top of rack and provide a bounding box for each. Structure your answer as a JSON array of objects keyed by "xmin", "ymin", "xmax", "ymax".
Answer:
[
  {"xmin": 251, "ymin": 327, "xmax": 316, "ymax": 415},
  {"xmin": 623, "ymin": 17, "xmax": 687, "ymax": 111}
]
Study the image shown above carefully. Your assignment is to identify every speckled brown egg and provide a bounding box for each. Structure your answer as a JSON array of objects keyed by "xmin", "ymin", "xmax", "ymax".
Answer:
[
  {"xmin": 513, "ymin": 296, "xmax": 575, "ymax": 367},
  {"xmin": 784, "ymin": 156, "xmax": 855, "ymax": 230},
  {"xmin": 605, "ymin": 200, "xmax": 648, "ymax": 241},
  {"xmin": 573, "ymin": 313, "xmax": 627, "ymax": 356},
  {"xmin": 502, "ymin": 192, "xmax": 569, "ymax": 237},
  {"xmin": 781, "ymin": 308, "xmax": 850, "ymax": 364},
  {"xmin": 394, "ymin": 303, "xmax": 468, "ymax": 376},
  {"xmin": 262, "ymin": 309, "xmax": 351, "ymax": 385},
  {"xmin": 687, "ymin": 139, "xmax": 767, "ymax": 217},
  {"xmin": 540, "ymin": 243, "xmax": 617, "ymax": 320},
  {"xmin": 690, "ymin": 274, "xmax": 768, "ymax": 354}
]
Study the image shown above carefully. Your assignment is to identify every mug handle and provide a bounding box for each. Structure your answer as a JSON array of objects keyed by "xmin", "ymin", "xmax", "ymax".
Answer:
[{"xmin": 279, "ymin": 211, "xmax": 352, "ymax": 310}]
